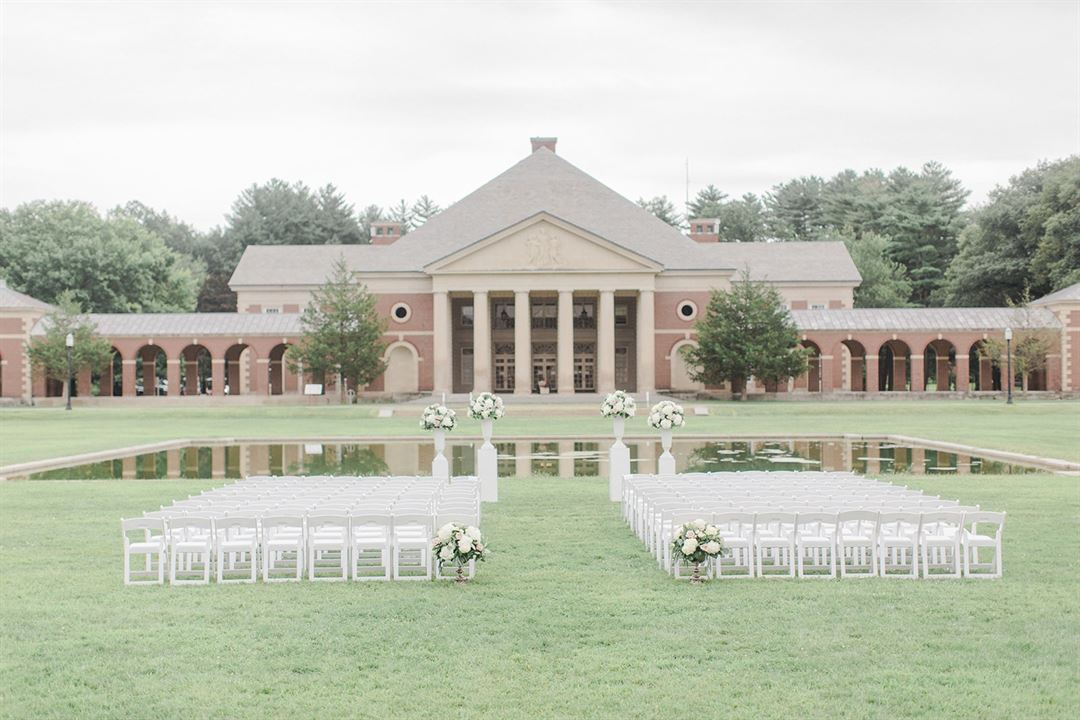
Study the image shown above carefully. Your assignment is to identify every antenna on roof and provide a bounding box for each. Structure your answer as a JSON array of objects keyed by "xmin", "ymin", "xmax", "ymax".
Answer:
[{"xmin": 685, "ymin": 157, "xmax": 690, "ymax": 217}]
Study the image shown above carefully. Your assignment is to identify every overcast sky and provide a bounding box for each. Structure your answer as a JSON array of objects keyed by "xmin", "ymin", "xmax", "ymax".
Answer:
[{"xmin": 2, "ymin": 1, "xmax": 1078, "ymax": 230}]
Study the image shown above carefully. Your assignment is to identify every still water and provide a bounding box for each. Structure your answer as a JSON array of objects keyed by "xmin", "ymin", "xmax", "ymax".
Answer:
[{"xmin": 22, "ymin": 437, "xmax": 1044, "ymax": 480}]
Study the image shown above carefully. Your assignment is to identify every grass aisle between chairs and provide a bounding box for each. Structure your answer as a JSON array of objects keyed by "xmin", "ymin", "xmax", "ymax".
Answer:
[{"xmin": 0, "ymin": 473, "xmax": 1077, "ymax": 719}]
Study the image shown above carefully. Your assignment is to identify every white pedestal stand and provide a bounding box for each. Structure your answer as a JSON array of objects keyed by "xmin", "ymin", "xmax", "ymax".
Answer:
[
  {"xmin": 609, "ymin": 416, "xmax": 631, "ymax": 502},
  {"xmin": 432, "ymin": 429, "xmax": 449, "ymax": 480},
  {"xmin": 658, "ymin": 428, "xmax": 676, "ymax": 475},
  {"xmin": 478, "ymin": 418, "xmax": 498, "ymax": 502}
]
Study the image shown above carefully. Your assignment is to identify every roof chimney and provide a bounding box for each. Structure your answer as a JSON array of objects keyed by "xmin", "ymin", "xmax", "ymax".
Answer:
[
  {"xmin": 530, "ymin": 136, "xmax": 557, "ymax": 154},
  {"xmin": 688, "ymin": 218, "xmax": 721, "ymax": 243},
  {"xmin": 370, "ymin": 221, "xmax": 403, "ymax": 245}
]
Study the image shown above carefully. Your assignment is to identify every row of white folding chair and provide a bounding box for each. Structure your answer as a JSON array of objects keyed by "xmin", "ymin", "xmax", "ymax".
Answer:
[
  {"xmin": 661, "ymin": 511, "xmax": 1004, "ymax": 580},
  {"xmin": 124, "ymin": 514, "xmax": 442, "ymax": 584}
]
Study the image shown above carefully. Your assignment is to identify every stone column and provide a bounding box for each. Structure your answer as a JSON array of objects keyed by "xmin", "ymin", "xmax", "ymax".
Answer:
[
  {"xmin": 184, "ymin": 355, "xmax": 199, "ymax": 395},
  {"xmin": 914, "ymin": 351, "xmax": 929, "ymax": 391},
  {"xmin": 597, "ymin": 290, "xmax": 615, "ymax": 394},
  {"xmin": 142, "ymin": 356, "xmax": 157, "ymax": 395},
  {"xmin": 955, "ymin": 353, "xmax": 970, "ymax": 393},
  {"xmin": 473, "ymin": 291, "xmax": 491, "ymax": 393},
  {"xmin": 979, "ymin": 357, "xmax": 993, "ymax": 391},
  {"xmin": 894, "ymin": 354, "xmax": 909, "ymax": 391},
  {"xmin": 166, "ymin": 359, "xmax": 181, "ymax": 397},
  {"xmin": 122, "ymin": 359, "xmax": 137, "ymax": 397},
  {"xmin": 557, "ymin": 290, "xmax": 574, "ymax": 395},
  {"xmin": 850, "ymin": 354, "xmax": 864, "ymax": 392},
  {"xmin": 432, "ymin": 291, "xmax": 452, "ymax": 395},
  {"xmin": 636, "ymin": 290, "xmax": 655, "ymax": 395},
  {"xmin": 249, "ymin": 355, "xmax": 265, "ymax": 395},
  {"xmin": 514, "ymin": 290, "xmax": 532, "ymax": 394},
  {"xmin": 865, "ymin": 353, "xmax": 879, "ymax": 394},
  {"xmin": 211, "ymin": 358, "xmax": 226, "ymax": 398}
]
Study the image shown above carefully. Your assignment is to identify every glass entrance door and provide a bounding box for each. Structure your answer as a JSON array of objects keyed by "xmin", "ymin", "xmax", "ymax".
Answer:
[
  {"xmin": 574, "ymin": 343, "xmax": 595, "ymax": 391},
  {"xmin": 493, "ymin": 344, "xmax": 514, "ymax": 392},
  {"xmin": 532, "ymin": 342, "xmax": 557, "ymax": 393}
]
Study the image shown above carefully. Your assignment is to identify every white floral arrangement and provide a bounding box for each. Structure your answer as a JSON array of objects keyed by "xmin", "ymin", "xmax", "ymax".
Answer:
[
  {"xmin": 468, "ymin": 392, "xmax": 505, "ymax": 421},
  {"xmin": 671, "ymin": 519, "xmax": 723, "ymax": 566},
  {"xmin": 600, "ymin": 390, "xmax": 636, "ymax": 419},
  {"xmin": 433, "ymin": 522, "xmax": 488, "ymax": 567},
  {"xmin": 420, "ymin": 403, "xmax": 457, "ymax": 431},
  {"xmin": 648, "ymin": 400, "xmax": 685, "ymax": 430}
]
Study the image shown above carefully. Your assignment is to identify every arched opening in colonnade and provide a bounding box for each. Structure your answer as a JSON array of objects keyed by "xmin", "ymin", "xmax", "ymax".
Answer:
[
  {"xmin": 180, "ymin": 345, "xmax": 212, "ymax": 395},
  {"xmin": 90, "ymin": 348, "xmax": 123, "ymax": 396},
  {"xmin": 878, "ymin": 340, "xmax": 911, "ymax": 391},
  {"xmin": 924, "ymin": 340, "xmax": 956, "ymax": 391},
  {"xmin": 135, "ymin": 344, "xmax": 168, "ymax": 396},
  {"xmin": 797, "ymin": 341, "xmax": 822, "ymax": 392},
  {"xmin": 224, "ymin": 343, "xmax": 252, "ymax": 396},
  {"xmin": 382, "ymin": 342, "xmax": 419, "ymax": 394},
  {"xmin": 841, "ymin": 339, "xmax": 867, "ymax": 392}
]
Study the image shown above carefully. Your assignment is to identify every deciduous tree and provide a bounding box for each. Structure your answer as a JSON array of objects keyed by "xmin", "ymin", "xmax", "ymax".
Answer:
[{"xmin": 27, "ymin": 293, "xmax": 114, "ymax": 399}]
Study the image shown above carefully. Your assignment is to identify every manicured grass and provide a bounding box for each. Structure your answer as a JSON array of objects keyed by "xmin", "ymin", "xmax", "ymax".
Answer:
[
  {"xmin": 2, "ymin": 400, "xmax": 1078, "ymax": 466},
  {"xmin": 1, "ymin": 472, "xmax": 1077, "ymax": 719}
]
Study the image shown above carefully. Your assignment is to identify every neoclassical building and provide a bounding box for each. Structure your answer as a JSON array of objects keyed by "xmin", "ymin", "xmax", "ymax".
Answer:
[{"xmin": 1, "ymin": 137, "xmax": 1077, "ymax": 402}]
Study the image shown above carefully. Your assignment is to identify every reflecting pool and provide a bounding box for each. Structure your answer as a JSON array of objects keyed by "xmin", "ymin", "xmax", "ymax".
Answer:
[{"xmin": 20, "ymin": 436, "xmax": 1045, "ymax": 480}]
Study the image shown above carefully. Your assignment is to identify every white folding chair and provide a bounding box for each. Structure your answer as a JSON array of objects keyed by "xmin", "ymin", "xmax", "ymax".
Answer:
[
  {"xmin": 350, "ymin": 514, "xmax": 392, "ymax": 581},
  {"xmin": 754, "ymin": 512, "xmax": 796, "ymax": 578},
  {"xmin": 261, "ymin": 516, "xmax": 304, "ymax": 582},
  {"xmin": 961, "ymin": 511, "xmax": 1005, "ymax": 579},
  {"xmin": 306, "ymin": 515, "xmax": 349, "ymax": 581},
  {"xmin": 122, "ymin": 517, "xmax": 167, "ymax": 585},
  {"xmin": 877, "ymin": 512, "xmax": 920, "ymax": 578},
  {"xmin": 712, "ymin": 512, "xmax": 754, "ymax": 579},
  {"xmin": 392, "ymin": 514, "xmax": 433, "ymax": 580},
  {"xmin": 919, "ymin": 511, "xmax": 963, "ymax": 579},
  {"xmin": 168, "ymin": 517, "xmax": 213, "ymax": 585},
  {"xmin": 215, "ymin": 517, "xmax": 259, "ymax": 584},
  {"xmin": 836, "ymin": 510, "xmax": 878, "ymax": 578},
  {"xmin": 795, "ymin": 512, "xmax": 837, "ymax": 579}
]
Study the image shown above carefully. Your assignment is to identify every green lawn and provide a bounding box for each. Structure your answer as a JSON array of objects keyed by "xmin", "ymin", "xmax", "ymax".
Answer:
[
  {"xmin": 2, "ymin": 400, "xmax": 1078, "ymax": 467},
  {"xmin": 1, "ymin": 471, "xmax": 1078, "ymax": 719}
]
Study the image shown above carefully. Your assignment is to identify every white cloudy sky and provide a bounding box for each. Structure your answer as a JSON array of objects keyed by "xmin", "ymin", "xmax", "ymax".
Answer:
[{"xmin": 2, "ymin": 0, "xmax": 1077, "ymax": 229}]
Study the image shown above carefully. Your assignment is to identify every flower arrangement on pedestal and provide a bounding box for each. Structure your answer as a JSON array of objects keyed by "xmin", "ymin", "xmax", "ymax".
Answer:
[
  {"xmin": 469, "ymin": 392, "xmax": 505, "ymax": 422},
  {"xmin": 671, "ymin": 519, "xmax": 723, "ymax": 584},
  {"xmin": 600, "ymin": 390, "xmax": 636, "ymax": 420},
  {"xmin": 433, "ymin": 522, "xmax": 489, "ymax": 583},
  {"xmin": 649, "ymin": 400, "xmax": 684, "ymax": 474},
  {"xmin": 422, "ymin": 404, "xmax": 456, "ymax": 479},
  {"xmin": 648, "ymin": 400, "xmax": 684, "ymax": 430},
  {"xmin": 421, "ymin": 403, "xmax": 457, "ymax": 431}
]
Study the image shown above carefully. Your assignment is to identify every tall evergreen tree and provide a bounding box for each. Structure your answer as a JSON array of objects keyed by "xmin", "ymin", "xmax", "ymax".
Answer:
[
  {"xmin": 224, "ymin": 179, "xmax": 363, "ymax": 247},
  {"xmin": 715, "ymin": 194, "xmax": 767, "ymax": 242},
  {"xmin": 287, "ymin": 258, "xmax": 387, "ymax": 403},
  {"xmin": 764, "ymin": 176, "xmax": 827, "ymax": 241},
  {"xmin": 358, "ymin": 204, "xmax": 384, "ymax": 243},
  {"xmin": 387, "ymin": 199, "xmax": 414, "ymax": 231},
  {"xmin": 686, "ymin": 185, "xmax": 728, "ymax": 218},
  {"xmin": 841, "ymin": 231, "xmax": 914, "ymax": 308},
  {"xmin": 881, "ymin": 163, "xmax": 968, "ymax": 306},
  {"xmin": 637, "ymin": 195, "xmax": 683, "ymax": 228},
  {"xmin": 682, "ymin": 272, "xmax": 809, "ymax": 398},
  {"xmin": 410, "ymin": 195, "xmax": 441, "ymax": 227},
  {"xmin": 314, "ymin": 184, "xmax": 364, "ymax": 244}
]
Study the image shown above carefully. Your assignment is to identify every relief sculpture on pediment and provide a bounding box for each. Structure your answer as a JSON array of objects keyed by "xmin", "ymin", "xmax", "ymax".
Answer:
[{"xmin": 525, "ymin": 226, "xmax": 563, "ymax": 269}]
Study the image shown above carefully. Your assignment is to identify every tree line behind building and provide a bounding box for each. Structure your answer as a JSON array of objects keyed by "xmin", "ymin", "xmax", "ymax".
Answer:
[{"xmin": 0, "ymin": 156, "xmax": 1076, "ymax": 314}]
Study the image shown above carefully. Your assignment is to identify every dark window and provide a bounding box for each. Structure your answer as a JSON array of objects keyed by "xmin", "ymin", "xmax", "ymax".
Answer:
[
  {"xmin": 460, "ymin": 306, "xmax": 474, "ymax": 328},
  {"xmin": 679, "ymin": 303, "xmax": 695, "ymax": 318},
  {"xmin": 393, "ymin": 305, "xmax": 408, "ymax": 320}
]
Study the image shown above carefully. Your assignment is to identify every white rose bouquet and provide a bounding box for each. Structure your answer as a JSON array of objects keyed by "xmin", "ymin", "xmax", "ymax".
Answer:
[
  {"xmin": 600, "ymin": 390, "xmax": 636, "ymax": 419},
  {"xmin": 420, "ymin": 403, "xmax": 457, "ymax": 431},
  {"xmin": 648, "ymin": 400, "xmax": 685, "ymax": 430},
  {"xmin": 468, "ymin": 392, "xmax": 505, "ymax": 421},
  {"xmin": 433, "ymin": 522, "xmax": 489, "ymax": 582},
  {"xmin": 671, "ymin": 519, "xmax": 723, "ymax": 583}
]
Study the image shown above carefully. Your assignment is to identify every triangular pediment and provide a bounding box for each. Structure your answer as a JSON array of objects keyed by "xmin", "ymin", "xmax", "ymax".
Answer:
[{"xmin": 425, "ymin": 213, "xmax": 662, "ymax": 274}]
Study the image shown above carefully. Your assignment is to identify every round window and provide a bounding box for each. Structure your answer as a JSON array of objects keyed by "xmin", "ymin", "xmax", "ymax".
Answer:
[
  {"xmin": 391, "ymin": 302, "xmax": 411, "ymax": 323},
  {"xmin": 677, "ymin": 300, "xmax": 697, "ymax": 321}
]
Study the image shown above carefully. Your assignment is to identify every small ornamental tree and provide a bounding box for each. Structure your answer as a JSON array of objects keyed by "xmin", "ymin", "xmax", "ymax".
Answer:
[
  {"xmin": 682, "ymin": 271, "xmax": 810, "ymax": 399},
  {"xmin": 27, "ymin": 292, "xmax": 113, "ymax": 398},
  {"xmin": 287, "ymin": 257, "xmax": 387, "ymax": 403},
  {"xmin": 976, "ymin": 293, "xmax": 1056, "ymax": 392}
]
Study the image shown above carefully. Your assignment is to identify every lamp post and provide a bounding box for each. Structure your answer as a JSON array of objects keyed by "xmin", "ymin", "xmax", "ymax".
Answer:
[
  {"xmin": 1004, "ymin": 327, "xmax": 1013, "ymax": 405},
  {"xmin": 65, "ymin": 332, "xmax": 74, "ymax": 411}
]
